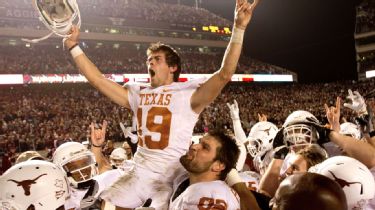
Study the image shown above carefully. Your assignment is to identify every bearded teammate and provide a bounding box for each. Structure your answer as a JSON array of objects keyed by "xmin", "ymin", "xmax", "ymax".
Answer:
[
  {"xmin": 169, "ymin": 130, "xmax": 241, "ymax": 210},
  {"xmin": 64, "ymin": 0, "xmax": 260, "ymax": 208}
]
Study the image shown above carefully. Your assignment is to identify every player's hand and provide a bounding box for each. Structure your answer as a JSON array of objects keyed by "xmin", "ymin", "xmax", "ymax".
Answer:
[
  {"xmin": 258, "ymin": 113, "xmax": 267, "ymax": 122},
  {"xmin": 343, "ymin": 89, "xmax": 367, "ymax": 115},
  {"xmin": 227, "ymin": 100, "xmax": 240, "ymax": 120},
  {"xmin": 324, "ymin": 97, "xmax": 341, "ymax": 132},
  {"xmin": 119, "ymin": 122, "xmax": 130, "ymax": 138},
  {"xmin": 90, "ymin": 120, "xmax": 107, "ymax": 147},
  {"xmin": 305, "ymin": 117, "xmax": 332, "ymax": 146},
  {"xmin": 65, "ymin": 25, "xmax": 80, "ymax": 49},
  {"xmin": 234, "ymin": 0, "xmax": 261, "ymax": 30},
  {"xmin": 272, "ymin": 128, "xmax": 289, "ymax": 160}
]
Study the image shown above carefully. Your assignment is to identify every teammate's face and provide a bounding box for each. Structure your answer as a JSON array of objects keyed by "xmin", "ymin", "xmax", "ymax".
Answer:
[
  {"xmin": 63, "ymin": 156, "xmax": 94, "ymax": 182},
  {"xmin": 146, "ymin": 52, "xmax": 175, "ymax": 87},
  {"xmin": 282, "ymin": 154, "xmax": 308, "ymax": 178},
  {"xmin": 180, "ymin": 135, "xmax": 221, "ymax": 174}
]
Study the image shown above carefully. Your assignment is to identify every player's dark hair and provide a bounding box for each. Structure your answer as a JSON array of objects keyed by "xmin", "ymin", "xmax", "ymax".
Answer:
[
  {"xmin": 209, "ymin": 129, "xmax": 240, "ymax": 180},
  {"xmin": 147, "ymin": 42, "xmax": 181, "ymax": 82}
]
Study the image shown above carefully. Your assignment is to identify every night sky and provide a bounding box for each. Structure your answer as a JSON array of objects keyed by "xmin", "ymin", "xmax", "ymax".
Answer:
[{"xmin": 201, "ymin": 0, "xmax": 360, "ymax": 83}]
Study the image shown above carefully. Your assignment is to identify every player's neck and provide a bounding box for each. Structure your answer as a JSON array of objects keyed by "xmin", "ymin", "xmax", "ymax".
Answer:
[{"xmin": 189, "ymin": 172, "xmax": 218, "ymax": 185}]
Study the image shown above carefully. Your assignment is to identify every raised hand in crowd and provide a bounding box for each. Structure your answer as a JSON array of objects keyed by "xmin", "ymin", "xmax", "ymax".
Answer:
[
  {"xmin": 90, "ymin": 120, "xmax": 111, "ymax": 173},
  {"xmin": 325, "ymin": 96, "xmax": 341, "ymax": 132},
  {"xmin": 258, "ymin": 113, "xmax": 267, "ymax": 122},
  {"xmin": 344, "ymin": 89, "xmax": 367, "ymax": 115}
]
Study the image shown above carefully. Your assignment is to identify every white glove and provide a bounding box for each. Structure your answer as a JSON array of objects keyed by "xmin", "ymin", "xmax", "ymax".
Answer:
[
  {"xmin": 226, "ymin": 100, "xmax": 240, "ymax": 120},
  {"xmin": 120, "ymin": 122, "xmax": 138, "ymax": 144},
  {"xmin": 119, "ymin": 122, "xmax": 127, "ymax": 137},
  {"xmin": 120, "ymin": 123, "xmax": 132, "ymax": 138},
  {"xmin": 343, "ymin": 89, "xmax": 367, "ymax": 114},
  {"xmin": 135, "ymin": 208, "xmax": 155, "ymax": 210}
]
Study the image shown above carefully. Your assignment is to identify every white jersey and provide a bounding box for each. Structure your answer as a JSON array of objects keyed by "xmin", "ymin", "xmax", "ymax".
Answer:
[
  {"xmin": 239, "ymin": 171, "xmax": 261, "ymax": 191},
  {"xmin": 126, "ymin": 79, "xmax": 204, "ymax": 174},
  {"xmin": 64, "ymin": 187, "xmax": 87, "ymax": 210},
  {"xmin": 64, "ymin": 164, "xmax": 133, "ymax": 210},
  {"xmin": 100, "ymin": 79, "xmax": 205, "ymax": 208},
  {"xmin": 169, "ymin": 180, "xmax": 240, "ymax": 210},
  {"xmin": 364, "ymin": 167, "xmax": 375, "ymax": 210}
]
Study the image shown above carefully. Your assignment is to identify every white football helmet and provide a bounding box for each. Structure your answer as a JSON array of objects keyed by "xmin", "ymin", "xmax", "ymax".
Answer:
[
  {"xmin": 110, "ymin": 148, "xmax": 127, "ymax": 168},
  {"xmin": 0, "ymin": 160, "xmax": 69, "ymax": 210},
  {"xmin": 15, "ymin": 151, "xmax": 44, "ymax": 164},
  {"xmin": 310, "ymin": 156, "xmax": 375, "ymax": 209},
  {"xmin": 23, "ymin": 0, "xmax": 81, "ymax": 43},
  {"xmin": 282, "ymin": 110, "xmax": 319, "ymax": 147},
  {"xmin": 53, "ymin": 142, "xmax": 98, "ymax": 189},
  {"xmin": 247, "ymin": 121, "xmax": 278, "ymax": 157},
  {"xmin": 0, "ymin": 199, "xmax": 21, "ymax": 210},
  {"xmin": 340, "ymin": 122, "xmax": 361, "ymax": 140}
]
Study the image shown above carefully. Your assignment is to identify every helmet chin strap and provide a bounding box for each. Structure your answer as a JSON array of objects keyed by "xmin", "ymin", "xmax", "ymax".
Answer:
[{"xmin": 22, "ymin": 0, "xmax": 81, "ymax": 48}]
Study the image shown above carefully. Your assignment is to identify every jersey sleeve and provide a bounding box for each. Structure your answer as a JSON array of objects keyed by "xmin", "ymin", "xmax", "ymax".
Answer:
[{"xmin": 123, "ymin": 82, "xmax": 142, "ymax": 112}]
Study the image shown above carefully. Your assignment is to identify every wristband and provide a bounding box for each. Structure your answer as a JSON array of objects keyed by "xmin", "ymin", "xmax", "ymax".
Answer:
[
  {"xmin": 230, "ymin": 27, "xmax": 245, "ymax": 45},
  {"xmin": 225, "ymin": 168, "xmax": 242, "ymax": 187},
  {"xmin": 68, "ymin": 43, "xmax": 79, "ymax": 51},
  {"xmin": 70, "ymin": 45, "xmax": 84, "ymax": 59}
]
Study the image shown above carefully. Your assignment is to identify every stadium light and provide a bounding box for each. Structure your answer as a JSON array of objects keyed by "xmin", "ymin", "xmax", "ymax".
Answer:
[{"xmin": 366, "ymin": 70, "xmax": 375, "ymax": 78}]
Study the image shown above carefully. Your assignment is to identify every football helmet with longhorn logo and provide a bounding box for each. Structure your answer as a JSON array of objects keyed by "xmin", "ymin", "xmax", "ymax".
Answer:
[
  {"xmin": 53, "ymin": 142, "xmax": 98, "ymax": 189},
  {"xmin": 0, "ymin": 160, "xmax": 69, "ymax": 210},
  {"xmin": 310, "ymin": 156, "xmax": 375, "ymax": 209},
  {"xmin": 247, "ymin": 121, "xmax": 278, "ymax": 157}
]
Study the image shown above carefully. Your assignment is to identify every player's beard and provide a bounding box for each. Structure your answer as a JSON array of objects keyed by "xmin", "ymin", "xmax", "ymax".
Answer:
[{"xmin": 179, "ymin": 154, "xmax": 213, "ymax": 174}]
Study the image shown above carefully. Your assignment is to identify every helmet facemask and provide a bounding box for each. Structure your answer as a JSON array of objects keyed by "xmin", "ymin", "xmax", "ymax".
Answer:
[
  {"xmin": 283, "ymin": 124, "xmax": 318, "ymax": 149},
  {"xmin": 23, "ymin": 0, "xmax": 81, "ymax": 43},
  {"xmin": 62, "ymin": 152, "xmax": 97, "ymax": 189}
]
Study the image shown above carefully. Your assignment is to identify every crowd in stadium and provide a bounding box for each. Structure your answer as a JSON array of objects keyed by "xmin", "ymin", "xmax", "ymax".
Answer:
[
  {"xmin": 79, "ymin": 0, "xmax": 231, "ymax": 27},
  {"xmin": 1, "ymin": 78, "xmax": 374, "ymax": 157},
  {"xmin": 1, "ymin": 79, "xmax": 375, "ymax": 209},
  {"xmin": 0, "ymin": 44, "xmax": 293, "ymax": 75}
]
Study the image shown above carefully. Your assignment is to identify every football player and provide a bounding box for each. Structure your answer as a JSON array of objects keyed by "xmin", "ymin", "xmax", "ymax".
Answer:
[
  {"xmin": 169, "ymin": 130, "xmax": 240, "ymax": 210},
  {"xmin": 63, "ymin": 0, "xmax": 260, "ymax": 208}
]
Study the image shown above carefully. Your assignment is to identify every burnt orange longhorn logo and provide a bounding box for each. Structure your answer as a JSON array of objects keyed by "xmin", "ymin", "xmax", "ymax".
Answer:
[{"xmin": 7, "ymin": 173, "xmax": 47, "ymax": 196}]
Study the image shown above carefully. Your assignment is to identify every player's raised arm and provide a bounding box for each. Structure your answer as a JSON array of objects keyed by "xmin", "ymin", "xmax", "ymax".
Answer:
[
  {"xmin": 191, "ymin": 0, "xmax": 260, "ymax": 113},
  {"xmin": 64, "ymin": 25, "xmax": 130, "ymax": 109}
]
